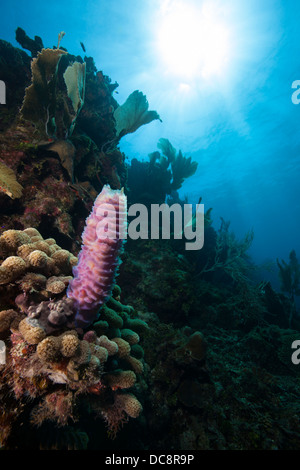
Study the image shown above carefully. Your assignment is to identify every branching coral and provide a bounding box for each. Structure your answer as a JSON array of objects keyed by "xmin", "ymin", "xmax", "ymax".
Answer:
[
  {"xmin": 197, "ymin": 217, "xmax": 254, "ymax": 284},
  {"xmin": 277, "ymin": 250, "xmax": 300, "ymax": 326},
  {"xmin": 277, "ymin": 250, "xmax": 300, "ymax": 300},
  {"xmin": 156, "ymin": 138, "xmax": 198, "ymax": 191},
  {"xmin": 127, "ymin": 138, "xmax": 198, "ymax": 208}
]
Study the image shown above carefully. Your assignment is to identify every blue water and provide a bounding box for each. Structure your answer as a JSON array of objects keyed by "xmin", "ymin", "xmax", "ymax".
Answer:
[{"xmin": 1, "ymin": 0, "xmax": 300, "ymax": 284}]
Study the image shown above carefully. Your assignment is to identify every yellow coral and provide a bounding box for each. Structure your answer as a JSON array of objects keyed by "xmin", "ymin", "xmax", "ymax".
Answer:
[
  {"xmin": 91, "ymin": 345, "xmax": 108, "ymax": 363},
  {"xmin": 18, "ymin": 317, "xmax": 46, "ymax": 344},
  {"xmin": 73, "ymin": 340, "xmax": 91, "ymax": 365},
  {"xmin": 0, "ymin": 228, "xmax": 78, "ymax": 298},
  {"xmin": 46, "ymin": 276, "xmax": 66, "ymax": 294},
  {"xmin": 124, "ymin": 355, "xmax": 144, "ymax": 375},
  {"xmin": 0, "ymin": 309, "xmax": 18, "ymax": 332},
  {"xmin": 17, "ymin": 243, "xmax": 38, "ymax": 259},
  {"xmin": 51, "ymin": 249, "xmax": 77, "ymax": 272},
  {"xmin": 27, "ymin": 250, "xmax": 50, "ymax": 268},
  {"xmin": 69, "ymin": 256, "xmax": 78, "ymax": 268},
  {"xmin": 36, "ymin": 336, "xmax": 60, "ymax": 361},
  {"xmin": 88, "ymin": 354, "xmax": 100, "ymax": 371},
  {"xmin": 0, "ymin": 256, "xmax": 27, "ymax": 284},
  {"xmin": 23, "ymin": 227, "xmax": 42, "ymax": 238},
  {"xmin": 112, "ymin": 337, "xmax": 131, "ymax": 358},
  {"xmin": 115, "ymin": 393, "xmax": 143, "ymax": 419},
  {"xmin": 106, "ymin": 370, "xmax": 136, "ymax": 390},
  {"xmin": 60, "ymin": 334, "xmax": 79, "ymax": 358},
  {"xmin": 0, "ymin": 229, "xmax": 31, "ymax": 251},
  {"xmin": 44, "ymin": 238, "xmax": 56, "ymax": 246},
  {"xmin": 30, "ymin": 235, "xmax": 44, "ymax": 243},
  {"xmin": 19, "ymin": 272, "xmax": 47, "ymax": 293},
  {"xmin": 32, "ymin": 241, "xmax": 52, "ymax": 256},
  {"xmin": 98, "ymin": 335, "xmax": 118, "ymax": 356},
  {"xmin": 47, "ymin": 244, "xmax": 60, "ymax": 255}
]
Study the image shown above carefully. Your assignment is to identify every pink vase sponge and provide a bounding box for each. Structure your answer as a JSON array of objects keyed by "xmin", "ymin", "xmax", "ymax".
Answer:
[{"xmin": 67, "ymin": 185, "xmax": 127, "ymax": 328}]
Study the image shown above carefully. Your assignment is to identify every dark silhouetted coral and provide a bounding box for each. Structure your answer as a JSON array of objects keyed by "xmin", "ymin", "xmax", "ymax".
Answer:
[{"xmin": 127, "ymin": 139, "xmax": 198, "ymax": 208}]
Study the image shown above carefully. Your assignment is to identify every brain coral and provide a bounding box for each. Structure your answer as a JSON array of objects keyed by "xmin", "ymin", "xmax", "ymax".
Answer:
[
  {"xmin": 0, "ymin": 228, "xmax": 78, "ymax": 307},
  {"xmin": 0, "ymin": 256, "xmax": 27, "ymax": 284},
  {"xmin": 0, "ymin": 229, "xmax": 30, "ymax": 251}
]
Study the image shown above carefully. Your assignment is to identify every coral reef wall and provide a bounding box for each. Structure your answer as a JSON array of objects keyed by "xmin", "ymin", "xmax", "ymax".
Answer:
[
  {"xmin": 0, "ymin": 31, "xmax": 158, "ymax": 449},
  {"xmin": 1, "ymin": 30, "xmax": 300, "ymax": 451}
]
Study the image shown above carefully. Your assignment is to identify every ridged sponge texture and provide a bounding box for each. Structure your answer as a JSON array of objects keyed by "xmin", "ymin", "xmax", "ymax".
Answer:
[{"xmin": 67, "ymin": 185, "xmax": 127, "ymax": 328}]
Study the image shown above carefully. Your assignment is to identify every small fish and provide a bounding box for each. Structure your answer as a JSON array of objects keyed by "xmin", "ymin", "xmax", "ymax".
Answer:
[{"xmin": 80, "ymin": 42, "xmax": 86, "ymax": 53}]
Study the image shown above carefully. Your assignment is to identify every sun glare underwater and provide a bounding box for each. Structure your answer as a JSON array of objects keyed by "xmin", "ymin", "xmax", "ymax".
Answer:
[
  {"xmin": 156, "ymin": 1, "xmax": 232, "ymax": 80},
  {"xmin": 0, "ymin": 0, "xmax": 300, "ymax": 452}
]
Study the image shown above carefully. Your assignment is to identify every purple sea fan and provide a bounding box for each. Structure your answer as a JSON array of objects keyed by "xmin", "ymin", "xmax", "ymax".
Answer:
[{"xmin": 67, "ymin": 185, "xmax": 127, "ymax": 328}]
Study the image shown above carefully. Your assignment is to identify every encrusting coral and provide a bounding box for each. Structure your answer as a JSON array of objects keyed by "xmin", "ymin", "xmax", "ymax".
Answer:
[
  {"xmin": 0, "ymin": 161, "xmax": 23, "ymax": 199},
  {"xmin": 0, "ymin": 226, "xmax": 146, "ymax": 448}
]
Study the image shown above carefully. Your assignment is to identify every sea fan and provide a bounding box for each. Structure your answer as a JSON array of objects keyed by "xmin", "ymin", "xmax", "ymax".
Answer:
[{"xmin": 0, "ymin": 162, "xmax": 23, "ymax": 199}]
